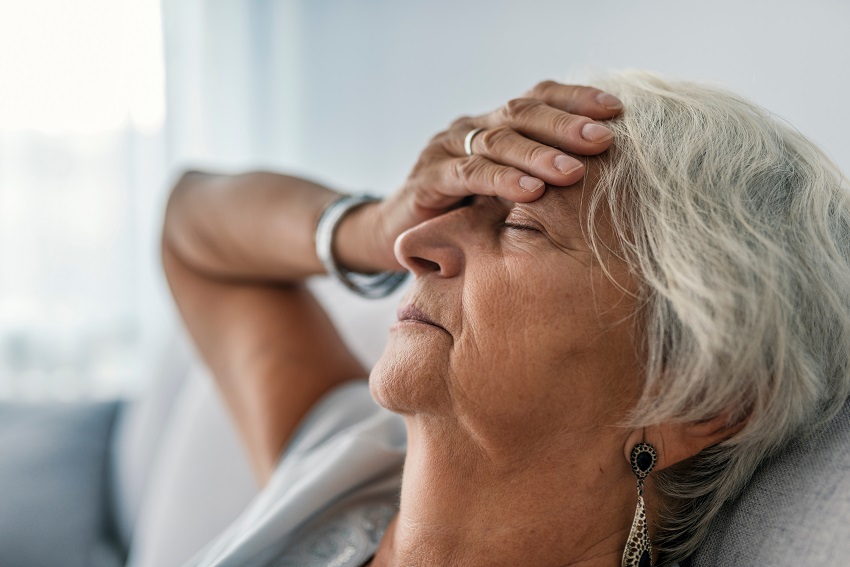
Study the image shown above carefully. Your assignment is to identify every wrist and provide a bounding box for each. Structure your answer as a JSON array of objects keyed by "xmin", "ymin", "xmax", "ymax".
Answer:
[
  {"xmin": 334, "ymin": 199, "xmax": 400, "ymax": 273},
  {"xmin": 316, "ymin": 195, "xmax": 407, "ymax": 298}
]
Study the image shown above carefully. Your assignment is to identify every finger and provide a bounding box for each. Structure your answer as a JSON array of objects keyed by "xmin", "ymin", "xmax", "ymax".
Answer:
[
  {"xmin": 409, "ymin": 155, "xmax": 547, "ymax": 208},
  {"xmin": 481, "ymin": 98, "xmax": 614, "ymax": 155},
  {"xmin": 466, "ymin": 126, "xmax": 586, "ymax": 186},
  {"xmin": 524, "ymin": 80, "xmax": 623, "ymax": 119}
]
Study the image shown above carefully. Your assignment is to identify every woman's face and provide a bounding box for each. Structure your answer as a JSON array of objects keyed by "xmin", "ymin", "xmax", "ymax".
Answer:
[{"xmin": 370, "ymin": 185, "xmax": 644, "ymax": 453}]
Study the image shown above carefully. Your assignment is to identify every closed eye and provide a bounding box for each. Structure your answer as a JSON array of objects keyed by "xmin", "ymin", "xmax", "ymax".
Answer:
[{"xmin": 501, "ymin": 221, "xmax": 539, "ymax": 232}]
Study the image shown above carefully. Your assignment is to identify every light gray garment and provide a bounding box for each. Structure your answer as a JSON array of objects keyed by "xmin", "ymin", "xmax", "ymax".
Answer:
[
  {"xmin": 183, "ymin": 380, "xmax": 406, "ymax": 567},
  {"xmin": 690, "ymin": 397, "xmax": 850, "ymax": 566}
]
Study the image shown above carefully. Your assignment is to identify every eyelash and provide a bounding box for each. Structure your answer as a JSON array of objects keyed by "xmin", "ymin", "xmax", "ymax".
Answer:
[{"xmin": 501, "ymin": 221, "xmax": 538, "ymax": 232}]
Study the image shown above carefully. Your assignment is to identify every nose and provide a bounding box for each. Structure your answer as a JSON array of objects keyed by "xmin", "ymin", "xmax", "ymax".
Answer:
[{"xmin": 394, "ymin": 209, "xmax": 466, "ymax": 278}]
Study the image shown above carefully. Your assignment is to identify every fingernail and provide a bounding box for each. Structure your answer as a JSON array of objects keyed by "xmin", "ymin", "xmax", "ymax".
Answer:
[
  {"xmin": 581, "ymin": 123, "xmax": 613, "ymax": 143},
  {"xmin": 554, "ymin": 154, "xmax": 583, "ymax": 174},
  {"xmin": 595, "ymin": 92, "xmax": 623, "ymax": 110},
  {"xmin": 519, "ymin": 175, "xmax": 544, "ymax": 192}
]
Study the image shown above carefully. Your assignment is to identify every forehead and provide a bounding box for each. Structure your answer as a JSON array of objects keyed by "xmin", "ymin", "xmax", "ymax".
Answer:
[
  {"xmin": 523, "ymin": 172, "xmax": 621, "ymax": 251},
  {"xmin": 516, "ymin": 181, "xmax": 588, "ymax": 235},
  {"xmin": 540, "ymin": 159, "xmax": 608, "ymax": 219},
  {"xmin": 533, "ymin": 184, "xmax": 584, "ymax": 218}
]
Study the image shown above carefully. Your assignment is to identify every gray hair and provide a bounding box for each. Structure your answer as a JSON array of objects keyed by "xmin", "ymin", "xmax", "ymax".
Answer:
[{"xmin": 583, "ymin": 71, "xmax": 850, "ymax": 561}]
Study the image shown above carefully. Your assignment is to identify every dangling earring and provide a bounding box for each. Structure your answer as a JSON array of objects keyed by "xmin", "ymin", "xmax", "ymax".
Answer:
[{"xmin": 621, "ymin": 442, "xmax": 657, "ymax": 567}]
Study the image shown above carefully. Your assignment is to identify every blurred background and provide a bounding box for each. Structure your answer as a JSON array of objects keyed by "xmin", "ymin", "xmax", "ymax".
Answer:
[{"xmin": 1, "ymin": 0, "xmax": 848, "ymax": 401}]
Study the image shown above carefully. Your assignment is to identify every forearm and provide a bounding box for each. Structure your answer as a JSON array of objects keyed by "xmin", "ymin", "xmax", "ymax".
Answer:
[
  {"xmin": 162, "ymin": 170, "xmax": 389, "ymax": 282},
  {"xmin": 161, "ymin": 240, "xmax": 367, "ymax": 482},
  {"xmin": 161, "ymin": 170, "xmax": 373, "ymax": 480}
]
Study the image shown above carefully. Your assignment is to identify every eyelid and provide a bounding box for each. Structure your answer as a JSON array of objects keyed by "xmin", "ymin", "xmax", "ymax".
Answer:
[
  {"xmin": 506, "ymin": 205, "xmax": 588, "ymax": 253},
  {"xmin": 505, "ymin": 209, "xmax": 543, "ymax": 231},
  {"xmin": 502, "ymin": 221, "xmax": 538, "ymax": 232}
]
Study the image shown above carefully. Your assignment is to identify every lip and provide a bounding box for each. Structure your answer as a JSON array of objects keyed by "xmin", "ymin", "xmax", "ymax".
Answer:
[{"xmin": 396, "ymin": 304, "xmax": 443, "ymax": 329}]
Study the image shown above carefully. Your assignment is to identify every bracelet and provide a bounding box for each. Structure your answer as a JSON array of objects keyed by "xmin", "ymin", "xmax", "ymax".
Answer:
[{"xmin": 315, "ymin": 194, "xmax": 409, "ymax": 298}]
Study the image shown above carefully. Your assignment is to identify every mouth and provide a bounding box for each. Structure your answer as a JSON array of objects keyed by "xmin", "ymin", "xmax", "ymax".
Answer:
[{"xmin": 396, "ymin": 304, "xmax": 444, "ymax": 330}]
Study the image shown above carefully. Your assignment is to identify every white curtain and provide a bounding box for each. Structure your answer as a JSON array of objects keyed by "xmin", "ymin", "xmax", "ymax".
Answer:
[
  {"xmin": 0, "ymin": 0, "xmax": 168, "ymax": 399},
  {"xmin": 160, "ymin": 0, "xmax": 304, "ymax": 171}
]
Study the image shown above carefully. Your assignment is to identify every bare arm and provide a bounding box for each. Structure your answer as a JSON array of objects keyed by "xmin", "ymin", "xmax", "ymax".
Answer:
[
  {"xmin": 162, "ymin": 172, "xmax": 373, "ymax": 483},
  {"xmin": 162, "ymin": 171, "xmax": 385, "ymax": 281}
]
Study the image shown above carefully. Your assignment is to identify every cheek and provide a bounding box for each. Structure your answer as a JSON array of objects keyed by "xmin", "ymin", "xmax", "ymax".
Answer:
[
  {"xmin": 448, "ymin": 258, "xmax": 639, "ymax": 436},
  {"xmin": 459, "ymin": 260, "xmax": 585, "ymax": 372},
  {"xmin": 446, "ymin": 266, "xmax": 573, "ymax": 419}
]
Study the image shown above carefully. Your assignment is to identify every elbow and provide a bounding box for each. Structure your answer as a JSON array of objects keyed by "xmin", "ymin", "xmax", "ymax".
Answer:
[{"xmin": 162, "ymin": 170, "xmax": 207, "ymax": 249}]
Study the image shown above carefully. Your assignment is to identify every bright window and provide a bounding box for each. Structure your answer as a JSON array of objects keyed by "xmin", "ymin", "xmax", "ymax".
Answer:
[{"xmin": 0, "ymin": 0, "xmax": 166, "ymax": 399}]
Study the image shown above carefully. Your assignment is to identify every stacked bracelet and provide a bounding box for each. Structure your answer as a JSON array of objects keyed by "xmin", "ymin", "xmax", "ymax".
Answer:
[{"xmin": 314, "ymin": 194, "xmax": 408, "ymax": 299}]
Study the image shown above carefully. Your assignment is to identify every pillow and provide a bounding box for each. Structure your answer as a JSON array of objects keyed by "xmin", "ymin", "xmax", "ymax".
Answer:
[
  {"xmin": 110, "ymin": 330, "xmax": 194, "ymax": 548},
  {"xmin": 125, "ymin": 366, "xmax": 258, "ymax": 567},
  {"xmin": 0, "ymin": 400, "xmax": 124, "ymax": 567},
  {"xmin": 691, "ymin": 397, "xmax": 850, "ymax": 566}
]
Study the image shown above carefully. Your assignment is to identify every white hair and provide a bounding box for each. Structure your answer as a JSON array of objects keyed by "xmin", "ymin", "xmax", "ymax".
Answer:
[{"xmin": 583, "ymin": 71, "xmax": 850, "ymax": 561}]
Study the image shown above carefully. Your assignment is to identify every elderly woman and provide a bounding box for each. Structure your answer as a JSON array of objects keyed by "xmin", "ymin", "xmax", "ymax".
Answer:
[{"xmin": 162, "ymin": 71, "xmax": 850, "ymax": 567}]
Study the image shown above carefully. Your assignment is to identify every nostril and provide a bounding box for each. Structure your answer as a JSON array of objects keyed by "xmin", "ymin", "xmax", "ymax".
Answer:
[{"xmin": 409, "ymin": 256, "xmax": 441, "ymax": 273}]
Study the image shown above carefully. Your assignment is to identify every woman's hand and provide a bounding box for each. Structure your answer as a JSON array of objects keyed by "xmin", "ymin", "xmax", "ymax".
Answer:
[{"xmin": 339, "ymin": 82, "xmax": 623, "ymax": 272}]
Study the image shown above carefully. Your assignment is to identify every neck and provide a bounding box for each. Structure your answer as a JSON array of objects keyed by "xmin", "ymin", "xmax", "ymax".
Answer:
[{"xmin": 372, "ymin": 415, "xmax": 637, "ymax": 567}]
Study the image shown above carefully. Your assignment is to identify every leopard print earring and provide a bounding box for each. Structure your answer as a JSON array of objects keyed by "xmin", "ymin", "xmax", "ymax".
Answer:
[{"xmin": 621, "ymin": 443, "xmax": 657, "ymax": 567}]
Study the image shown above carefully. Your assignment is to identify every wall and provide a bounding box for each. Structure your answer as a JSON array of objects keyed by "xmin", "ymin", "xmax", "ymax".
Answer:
[{"xmin": 282, "ymin": 0, "xmax": 849, "ymax": 195}]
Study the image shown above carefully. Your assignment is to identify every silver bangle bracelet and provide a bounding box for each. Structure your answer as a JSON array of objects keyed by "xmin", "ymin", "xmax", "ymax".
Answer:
[{"xmin": 314, "ymin": 194, "xmax": 408, "ymax": 299}]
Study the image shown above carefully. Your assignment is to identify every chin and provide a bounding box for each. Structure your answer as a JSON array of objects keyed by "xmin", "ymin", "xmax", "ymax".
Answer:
[{"xmin": 369, "ymin": 332, "xmax": 448, "ymax": 415}]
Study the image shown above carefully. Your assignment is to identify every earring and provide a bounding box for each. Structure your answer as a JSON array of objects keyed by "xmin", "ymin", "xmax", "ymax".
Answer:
[{"xmin": 621, "ymin": 442, "xmax": 657, "ymax": 567}]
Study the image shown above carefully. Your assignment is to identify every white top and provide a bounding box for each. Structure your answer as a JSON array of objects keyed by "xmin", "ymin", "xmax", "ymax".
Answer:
[
  {"xmin": 182, "ymin": 380, "xmax": 681, "ymax": 567},
  {"xmin": 183, "ymin": 380, "xmax": 406, "ymax": 567}
]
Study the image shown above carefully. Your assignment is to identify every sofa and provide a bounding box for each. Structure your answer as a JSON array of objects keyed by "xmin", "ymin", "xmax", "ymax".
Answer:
[{"xmin": 1, "ymin": 279, "xmax": 848, "ymax": 567}]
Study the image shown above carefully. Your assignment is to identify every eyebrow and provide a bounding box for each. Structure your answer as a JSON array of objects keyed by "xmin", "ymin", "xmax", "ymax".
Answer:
[{"xmin": 521, "ymin": 187, "xmax": 582, "ymax": 222}]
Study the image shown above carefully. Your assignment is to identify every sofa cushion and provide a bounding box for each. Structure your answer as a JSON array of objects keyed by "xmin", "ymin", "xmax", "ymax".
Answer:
[
  {"xmin": 110, "ymin": 330, "xmax": 194, "ymax": 549},
  {"xmin": 125, "ymin": 367, "xmax": 258, "ymax": 567},
  {"xmin": 0, "ymin": 400, "xmax": 124, "ymax": 567},
  {"xmin": 691, "ymin": 397, "xmax": 850, "ymax": 566}
]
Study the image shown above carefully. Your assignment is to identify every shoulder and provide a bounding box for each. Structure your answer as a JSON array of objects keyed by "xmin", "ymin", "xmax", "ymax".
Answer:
[
  {"xmin": 280, "ymin": 379, "xmax": 405, "ymax": 461},
  {"xmin": 186, "ymin": 380, "xmax": 406, "ymax": 567}
]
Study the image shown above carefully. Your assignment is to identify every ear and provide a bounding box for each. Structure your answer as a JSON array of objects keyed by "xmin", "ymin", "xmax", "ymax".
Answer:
[{"xmin": 624, "ymin": 415, "xmax": 746, "ymax": 471}]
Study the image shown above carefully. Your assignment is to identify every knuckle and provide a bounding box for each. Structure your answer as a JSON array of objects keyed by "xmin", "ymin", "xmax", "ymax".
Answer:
[
  {"xmin": 527, "ymin": 144, "xmax": 552, "ymax": 166},
  {"xmin": 553, "ymin": 113, "xmax": 581, "ymax": 136},
  {"xmin": 453, "ymin": 156, "xmax": 482, "ymax": 185},
  {"xmin": 502, "ymin": 97, "xmax": 538, "ymax": 121},
  {"xmin": 450, "ymin": 115, "xmax": 474, "ymax": 130},
  {"xmin": 491, "ymin": 167, "xmax": 512, "ymax": 190},
  {"xmin": 565, "ymin": 85, "xmax": 585, "ymax": 107},
  {"xmin": 429, "ymin": 129, "xmax": 452, "ymax": 150},
  {"xmin": 408, "ymin": 155, "xmax": 430, "ymax": 177},
  {"xmin": 529, "ymin": 80, "xmax": 558, "ymax": 98},
  {"xmin": 477, "ymin": 126, "xmax": 512, "ymax": 152}
]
